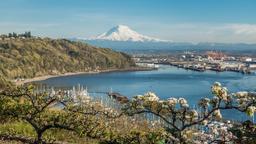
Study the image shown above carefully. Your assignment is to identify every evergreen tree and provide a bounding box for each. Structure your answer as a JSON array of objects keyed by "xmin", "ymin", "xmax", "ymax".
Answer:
[{"xmin": 12, "ymin": 32, "xmax": 17, "ymax": 38}]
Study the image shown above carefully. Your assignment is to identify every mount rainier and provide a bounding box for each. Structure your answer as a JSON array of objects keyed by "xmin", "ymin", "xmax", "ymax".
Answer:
[
  {"xmin": 85, "ymin": 25, "xmax": 169, "ymax": 42},
  {"xmin": 73, "ymin": 25, "xmax": 256, "ymax": 52}
]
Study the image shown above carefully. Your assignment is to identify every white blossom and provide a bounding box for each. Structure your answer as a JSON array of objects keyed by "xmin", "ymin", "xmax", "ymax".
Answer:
[
  {"xmin": 222, "ymin": 87, "xmax": 228, "ymax": 92},
  {"xmin": 246, "ymin": 106, "xmax": 256, "ymax": 117},
  {"xmin": 167, "ymin": 97, "xmax": 178, "ymax": 106},
  {"xmin": 135, "ymin": 95, "xmax": 144, "ymax": 100},
  {"xmin": 235, "ymin": 91, "xmax": 248, "ymax": 98},
  {"xmin": 191, "ymin": 109, "xmax": 198, "ymax": 118},
  {"xmin": 144, "ymin": 92, "xmax": 159, "ymax": 101},
  {"xmin": 220, "ymin": 87, "xmax": 228, "ymax": 101},
  {"xmin": 178, "ymin": 98, "xmax": 187, "ymax": 105},
  {"xmin": 181, "ymin": 103, "xmax": 189, "ymax": 108},
  {"xmin": 214, "ymin": 82, "xmax": 221, "ymax": 87},
  {"xmin": 202, "ymin": 120, "xmax": 208, "ymax": 125},
  {"xmin": 213, "ymin": 110, "xmax": 222, "ymax": 120}
]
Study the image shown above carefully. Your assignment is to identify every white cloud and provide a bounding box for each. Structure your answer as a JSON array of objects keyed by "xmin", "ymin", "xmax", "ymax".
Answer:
[
  {"xmin": 228, "ymin": 24, "xmax": 256, "ymax": 35},
  {"xmin": 144, "ymin": 23, "xmax": 256, "ymax": 43}
]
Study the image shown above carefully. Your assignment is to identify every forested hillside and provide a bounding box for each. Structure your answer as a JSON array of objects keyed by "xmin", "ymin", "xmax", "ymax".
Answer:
[{"xmin": 0, "ymin": 37, "xmax": 135, "ymax": 84}]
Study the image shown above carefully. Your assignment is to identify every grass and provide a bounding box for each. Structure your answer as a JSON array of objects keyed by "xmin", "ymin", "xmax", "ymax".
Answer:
[{"xmin": 0, "ymin": 121, "xmax": 99, "ymax": 144}]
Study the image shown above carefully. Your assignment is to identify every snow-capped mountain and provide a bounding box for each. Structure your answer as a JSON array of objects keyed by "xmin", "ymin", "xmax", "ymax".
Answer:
[
  {"xmin": 73, "ymin": 25, "xmax": 256, "ymax": 51},
  {"xmin": 87, "ymin": 25, "xmax": 169, "ymax": 42}
]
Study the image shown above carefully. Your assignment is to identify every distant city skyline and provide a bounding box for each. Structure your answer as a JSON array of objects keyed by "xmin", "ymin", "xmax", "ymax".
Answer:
[{"xmin": 0, "ymin": 0, "xmax": 256, "ymax": 43}]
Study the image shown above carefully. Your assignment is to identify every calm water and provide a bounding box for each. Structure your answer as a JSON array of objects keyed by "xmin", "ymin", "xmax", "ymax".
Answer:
[{"xmin": 37, "ymin": 65, "xmax": 256, "ymax": 121}]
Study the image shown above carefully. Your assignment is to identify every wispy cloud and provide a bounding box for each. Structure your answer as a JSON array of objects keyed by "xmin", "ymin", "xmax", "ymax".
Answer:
[
  {"xmin": 143, "ymin": 23, "xmax": 256, "ymax": 43},
  {"xmin": 228, "ymin": 24, "xmax": 256, "ymax": 35},
  {"xmin": 0, "ymin": 22, "xmax": 60, "ymax": 28},
  {"xmin": 0, "ymin": 22, "xmax": 61, "ymax": 37}
]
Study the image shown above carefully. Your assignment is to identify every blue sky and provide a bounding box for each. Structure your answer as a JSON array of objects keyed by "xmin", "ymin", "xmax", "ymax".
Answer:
[{"xmin": 0, "ymin": 0, "xmax": 256, "ymax": 43}]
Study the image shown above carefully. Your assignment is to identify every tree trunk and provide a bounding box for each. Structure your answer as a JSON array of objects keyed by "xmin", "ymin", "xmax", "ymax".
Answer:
[{"xmin": 35, "ymin": 131, "xmax": 43, "ymax": 144}]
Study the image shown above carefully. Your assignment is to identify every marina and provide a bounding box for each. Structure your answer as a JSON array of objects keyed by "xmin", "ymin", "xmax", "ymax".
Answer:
[
  {"xmin": 133, "ymin": 51, "xmax": 256, "ymax": 74},
  {"xmin": 36, "ymin": 65, "xmax": 256, "ymax": 122}
]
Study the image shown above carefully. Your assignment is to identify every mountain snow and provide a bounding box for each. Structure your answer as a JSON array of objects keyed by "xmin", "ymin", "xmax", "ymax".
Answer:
[{"xmin": 87, "ymin": 25, "xmax": 169, "ymax": 42}]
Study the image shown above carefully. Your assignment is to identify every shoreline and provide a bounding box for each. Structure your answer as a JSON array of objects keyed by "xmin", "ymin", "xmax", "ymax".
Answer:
[{"xmin": 14, "ymin": 67, "xmax": 156, "ymax": 85}]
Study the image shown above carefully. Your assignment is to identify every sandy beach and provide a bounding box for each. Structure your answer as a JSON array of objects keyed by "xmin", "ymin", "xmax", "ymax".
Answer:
[{"xmin": 14, "ymin": 67, "xmax": 156, "ymax": 85}]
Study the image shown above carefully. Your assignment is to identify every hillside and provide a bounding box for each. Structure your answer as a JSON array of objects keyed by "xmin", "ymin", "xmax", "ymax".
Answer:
[{"xmin": 0, "ymin": 37, "xmax": 135, "ymax": 85}]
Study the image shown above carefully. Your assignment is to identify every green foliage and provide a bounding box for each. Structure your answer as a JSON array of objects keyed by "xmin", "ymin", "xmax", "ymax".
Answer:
[
  {"xmin": 0, "ymin": 121, "xmax": 36, "ymax": 137},
  {"xmin": 0, "ymin": 85, "xmax": 166, "ymax": 143},
  {"xmin": 100, "ymin": 128, "xmax": 167, "ymax": 144},
  {"xmin": 1, "ymin": 32, "xmax": 31, "ymax": 38},
  {"xmin": 0, "ymin": 38, "xmax": 135, "ymax": 80},
  {"xmin": 0, "ymin": 86, "xmax": 104, "ymax": 143},
  {"xmin": 0, "ymin": 121, "xmax": 99, "ymax": 143},
  {"xmin": 1, "ymin": 83, "xmax": 255, "ymax": 143},
  {"xmin": 0, "ymin": 76, "xmax": 12, "ymax": 89}
]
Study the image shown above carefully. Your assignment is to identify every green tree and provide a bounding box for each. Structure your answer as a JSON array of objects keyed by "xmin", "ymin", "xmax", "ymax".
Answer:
[
  {"xmin": 12, "ymin": 32, "xmax": 17, "ymax": 38},
  {"xmin": 0, "ymin": 86, "xmax": 112, "ymax": 143}
]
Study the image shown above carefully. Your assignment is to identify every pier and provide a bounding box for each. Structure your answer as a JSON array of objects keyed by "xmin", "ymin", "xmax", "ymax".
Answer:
[{"xmin": 133, "ymin": 50, "xmax": 256, "ymax": 74}]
